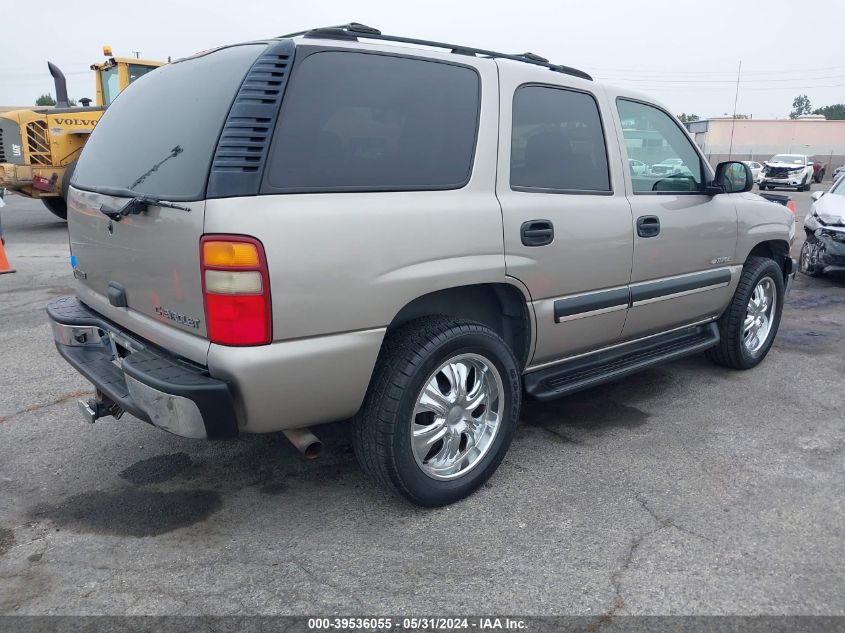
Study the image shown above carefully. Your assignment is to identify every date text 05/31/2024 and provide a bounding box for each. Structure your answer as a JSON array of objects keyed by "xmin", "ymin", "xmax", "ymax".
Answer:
[{"xmin": 307, "ymin": 618, "xmax": 528, "ymax": 630}]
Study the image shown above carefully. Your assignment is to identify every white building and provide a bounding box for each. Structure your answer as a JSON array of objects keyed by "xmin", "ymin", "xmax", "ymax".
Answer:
[{"xmin": 687, "ymin": 117, "xmax": 845, "ymax": 179}]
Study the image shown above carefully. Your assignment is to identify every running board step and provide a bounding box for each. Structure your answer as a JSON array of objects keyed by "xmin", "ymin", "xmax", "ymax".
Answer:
[{"xmin": 524, "ymin": 322, "xmax": 720, "ymax": 401}]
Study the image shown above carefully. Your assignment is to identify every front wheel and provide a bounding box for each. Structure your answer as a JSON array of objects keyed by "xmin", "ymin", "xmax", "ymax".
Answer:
[
  {"xmin": 707, "ymin": 257, "xmax": 785, "ymax": 370},
  {"xmin": 353, "ymin": 317, "xmax": 521, "ymax": 506},
  {"xmin": 800, "ymin": 239, "xmax": 825, "ymax": 277}
]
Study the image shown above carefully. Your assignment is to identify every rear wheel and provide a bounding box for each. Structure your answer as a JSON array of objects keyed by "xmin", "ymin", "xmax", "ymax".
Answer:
[
  {"xmin": 353, "ymin": 316, "xmax": 521, "ymax": 506},
  {"xmin": 41, "ymin": 197, "xmax": 67, "ymax": 220},
  {"xmin": 707, "ymin": 257, "xmax": 784, "ymax": 370},
  {"xmin": 61, "ymin": 159, "xmax": 77, "ymax": 202}
]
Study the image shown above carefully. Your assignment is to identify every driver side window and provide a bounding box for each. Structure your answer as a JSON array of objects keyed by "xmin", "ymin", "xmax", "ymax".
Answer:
[{"xmin": 617, "ymin": 99, "xmax": 703, "ymax": 194}]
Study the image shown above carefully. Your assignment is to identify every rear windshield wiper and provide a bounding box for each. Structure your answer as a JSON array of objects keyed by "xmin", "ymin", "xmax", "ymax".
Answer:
[{"xmin": 84, "ymin": 185, "xmax": 192, "ymax": 222}]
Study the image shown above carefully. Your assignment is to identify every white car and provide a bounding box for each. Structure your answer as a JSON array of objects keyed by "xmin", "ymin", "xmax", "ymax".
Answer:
[
  {"xmin": 628, "ymin": 158, "xmax": 648, "ymax": 176},
  {"xmin": 650, "ymin": 157, "xmax": 694, "ymax": 178},
  {"xmin": 759, "ymin": 154, "xmax": 815, "ymax": 191},
  {"xmin": 742, "ymin": 160, "xmax": 763, "ymax": 183}
]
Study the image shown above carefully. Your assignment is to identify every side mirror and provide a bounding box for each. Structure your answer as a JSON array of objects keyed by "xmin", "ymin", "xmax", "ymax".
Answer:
[
  {"xmin": 811, "ymin": 190, "xmax": 824, "ymax": 201},
  {"xmin": 712, "ymin": 161, "xmax": 753, "ymax": 194}
]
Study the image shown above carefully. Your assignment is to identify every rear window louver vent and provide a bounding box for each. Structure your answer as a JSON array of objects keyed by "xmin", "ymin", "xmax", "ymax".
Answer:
[{"xmin": 207, "ymin": 39, "xmax": 295, "ymax": 198}]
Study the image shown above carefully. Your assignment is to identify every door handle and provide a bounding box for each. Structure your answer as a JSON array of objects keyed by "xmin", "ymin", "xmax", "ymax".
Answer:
[
  {"xmin": 636, "ymin": 215, "xmax": 660, "ymax": 238},
  {"xmin": 521, "ymin": 219, "xmax": 554, "ymax": 246}
]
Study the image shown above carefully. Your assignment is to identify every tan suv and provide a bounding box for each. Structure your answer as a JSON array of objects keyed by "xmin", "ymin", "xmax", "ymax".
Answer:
[{"xmin": 48, "ymin": 24, "xmax": 796, "ymax": 506}]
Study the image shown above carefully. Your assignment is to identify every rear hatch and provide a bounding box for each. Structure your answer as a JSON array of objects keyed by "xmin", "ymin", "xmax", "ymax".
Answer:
[{"xmin": 68, "ymin": 43, "xmax": 267, "ymax": 350}]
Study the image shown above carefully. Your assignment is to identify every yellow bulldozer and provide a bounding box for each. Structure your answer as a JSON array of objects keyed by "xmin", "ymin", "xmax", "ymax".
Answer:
[{"xmin": 0, "ymin": 47, "xmax": 164, "ymax": 219}]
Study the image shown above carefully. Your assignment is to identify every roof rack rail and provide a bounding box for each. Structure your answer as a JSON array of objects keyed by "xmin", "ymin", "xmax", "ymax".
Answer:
[{"xmin": 277, "ymin": 23, "xmax": 593, "ymax": 81}]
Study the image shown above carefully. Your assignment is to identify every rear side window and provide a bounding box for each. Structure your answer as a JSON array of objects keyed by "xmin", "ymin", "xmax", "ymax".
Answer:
[
  {"xmin": 72, "ymin": 44, "xmax": 264, "ymax": 199},
  {"xmin": 265, "ymin": 52, "xmax": 480, "ymax": 192},
  {"xmin": 511, "ymin": 85, "xmax": 611, "ymax": 193}
]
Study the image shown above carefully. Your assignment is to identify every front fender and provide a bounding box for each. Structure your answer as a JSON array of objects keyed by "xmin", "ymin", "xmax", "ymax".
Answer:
[{"xmin": 735, "ymin": 194, "xmax": 794, "ymax": 260}]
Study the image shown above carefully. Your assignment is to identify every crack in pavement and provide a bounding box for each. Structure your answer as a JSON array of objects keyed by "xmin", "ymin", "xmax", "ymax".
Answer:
[
  {"xmin": 634, "ymin": 493, "xmax": 717, "ymax": 546},
  {"xmin": 2, "ymin": 390, "xmax": 91, "ymax": 423},
  {"xmin": 290, "ymin": 559, "xmax": 365, "ymax": 610},
  {"xmin": 588, "ymin": 492, "xmax": 717, "ymax": 631}
]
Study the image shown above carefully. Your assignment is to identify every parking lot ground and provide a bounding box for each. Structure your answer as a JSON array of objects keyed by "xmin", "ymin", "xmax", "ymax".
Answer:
[{"xmin": 0, "ymin": 188, "xmax": 843, "ymax": 616}]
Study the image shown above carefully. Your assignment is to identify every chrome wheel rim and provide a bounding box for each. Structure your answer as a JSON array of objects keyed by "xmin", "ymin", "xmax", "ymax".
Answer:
[
  {"xmin": 800, "ymin": 242, "xmax": 812, "ymax": 272},
  {"xmin": 410, "ymin": 353, "xmax": 504, "ymax": 481},
  {"xmin": 744, "ymin": 277, "xmax": 777, "ymax": 354},
  {"xmin": 800, "ymin": 241, "xmax": 821, "ymax": 273}
]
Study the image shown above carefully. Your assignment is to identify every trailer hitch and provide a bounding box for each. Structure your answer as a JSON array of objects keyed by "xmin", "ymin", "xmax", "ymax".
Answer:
[{"xmin": 78, "ymin": 391, "xmax": 124, "ymax": 424}]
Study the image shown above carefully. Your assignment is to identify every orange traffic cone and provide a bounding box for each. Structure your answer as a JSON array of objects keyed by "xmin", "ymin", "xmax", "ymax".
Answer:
[{"xmin": 0, "ymin": 237, "xmax": 15, "ymax": 274}]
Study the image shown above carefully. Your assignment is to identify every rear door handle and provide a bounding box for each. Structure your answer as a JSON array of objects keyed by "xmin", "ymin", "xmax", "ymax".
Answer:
[
  {"xmin": 636, "ymin": 215, "xmax": 660, "ymax": 238},
  {"xmin": 521, "ymin": 219, "xmax": 554, "ymax": 246}
]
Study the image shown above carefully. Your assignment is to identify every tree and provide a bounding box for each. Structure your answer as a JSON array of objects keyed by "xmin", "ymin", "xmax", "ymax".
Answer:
[
  {"xmin": 813, "ymin": 104, "xmax": 845, "ymax": 120},
  {"xmin": 34, "ymin": 93, "xmax": 77, "ymax": 107},
  {"xmin": 677, "ymin": 113, "xmax": 700, "ymax": 124},
  {"xmin": 790, "ymin": 94, "xmax": 813, "ymax": 119}
]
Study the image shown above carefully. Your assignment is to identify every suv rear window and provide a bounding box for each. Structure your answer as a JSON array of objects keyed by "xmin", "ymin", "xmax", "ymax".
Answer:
[
  {"xmin": 72, "ymin": 44, "xmax": 265, "ymax": 200},
  {"xmin": 265, "ymin": 51, "xmax": 480, "ymax": 192}
]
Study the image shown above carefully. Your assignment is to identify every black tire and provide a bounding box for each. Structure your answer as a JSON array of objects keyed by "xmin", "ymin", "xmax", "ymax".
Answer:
[
  {"xmin": 61, "ymin": 159, "xmax": 77, "ymax": 202},
  {"xmin": 353, "ymin": 316, "xmax": 521, "ymax": 506},
  {"xmin": 758, "ymin": 184, "xmax": 767, "ymax": 190},
  {"xmin": 707, "ymin": 257, "xmax": 785, "ymax": 370},
  {"xmin": 799, "ymin": 240, "xmax": 825, "ymax": 277},
  {"xmin": 41, "ymin": 197, "xmax": 67, "ymax": 220}
]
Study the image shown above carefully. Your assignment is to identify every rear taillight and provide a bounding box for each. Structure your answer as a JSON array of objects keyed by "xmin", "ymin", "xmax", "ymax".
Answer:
[
  {"xmin": 200, "ymin": 235, "xmax": 271, "ymax": 346},
  {"xmin": 788, "ymin": 200, "xmax": 796, "ymax": 215}
]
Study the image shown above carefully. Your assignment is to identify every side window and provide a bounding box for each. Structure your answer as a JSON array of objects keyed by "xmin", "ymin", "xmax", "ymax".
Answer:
[
  {"xmin": 510, "ymin": 85, "xmax": 611, "ymax": 193},
  {"xmin": 617, "ymin": 99, "xmax": 703, "ymax": 193},
  {"xmin": 128, "ymin": 64, "xmax": 155, "ymax": 84},
  {"xmin": 266, "ymin": 52, "xmax": 480, "ymax": 192}
]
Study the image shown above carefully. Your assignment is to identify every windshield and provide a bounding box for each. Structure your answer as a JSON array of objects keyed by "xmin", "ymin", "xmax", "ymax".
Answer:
[
  {"xmin": 73, "ymin": 44, "xmax": 264, "ymax": 200},
  {"xmin": 100, "ymin": 66, "xmax": 119, "ymax": 105},
  {"xmin": 770, "ymin": 154, "xmax": 804, "ymax": 164},
  {"xmin": 831, "ymin": 177, "xmax": 845, "ymax": 196}
]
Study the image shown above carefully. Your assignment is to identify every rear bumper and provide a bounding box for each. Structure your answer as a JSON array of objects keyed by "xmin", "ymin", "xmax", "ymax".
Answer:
[{"xmin": 47, "ymin": 296, "xmax": 238, "ymax": 439}]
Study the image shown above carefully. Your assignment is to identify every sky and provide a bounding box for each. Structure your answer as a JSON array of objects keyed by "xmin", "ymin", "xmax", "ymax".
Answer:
[{"xmin": 1, "ymin": 0, "xmax": 843, "ymax": 119}]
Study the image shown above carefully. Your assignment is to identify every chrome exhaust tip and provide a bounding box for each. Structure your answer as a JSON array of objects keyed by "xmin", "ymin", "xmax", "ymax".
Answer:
[{"xmin": 282, "ymin": 427, "xmax": 323, "ymax": 460}]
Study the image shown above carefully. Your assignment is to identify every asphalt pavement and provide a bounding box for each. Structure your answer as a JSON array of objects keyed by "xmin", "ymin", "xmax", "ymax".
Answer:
[{"xmin": 0, "ymin": 188, "xmax": 843, "ymax": 616}]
